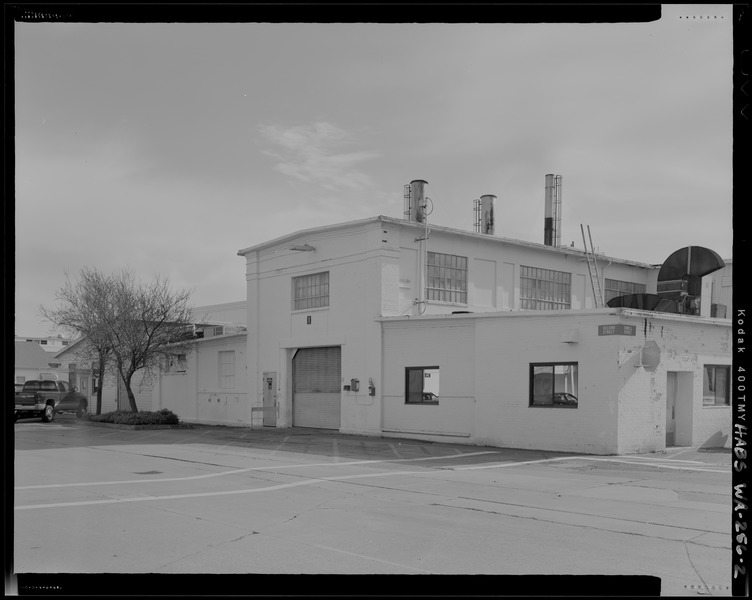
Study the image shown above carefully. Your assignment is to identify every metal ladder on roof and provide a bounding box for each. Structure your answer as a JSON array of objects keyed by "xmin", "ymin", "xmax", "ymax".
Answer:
[{"xmin": 581, "ymin": 224, "xmax": 604, "ymax": 308}]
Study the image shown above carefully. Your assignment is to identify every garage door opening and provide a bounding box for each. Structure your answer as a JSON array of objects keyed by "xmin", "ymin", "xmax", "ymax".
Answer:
[{"xmin": 292, "ymin": 346, "xmax": 342, "ymax": 429}]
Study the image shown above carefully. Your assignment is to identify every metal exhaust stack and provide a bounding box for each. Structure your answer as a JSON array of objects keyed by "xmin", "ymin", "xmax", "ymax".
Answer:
[
  {"xmin": 544, "ymin": 174, "xmax": 562, "ymax": 246},
  {"xmin": 480, "ymin": 194, "xmax": 496, "ymax": 235},
  {"xmin": 409, "ymin": 179, "xmax": 428, "ymax": 223}
]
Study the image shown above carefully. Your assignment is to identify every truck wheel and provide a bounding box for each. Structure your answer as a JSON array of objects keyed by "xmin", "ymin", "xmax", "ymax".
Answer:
[
  {"xmin": 76, "ymin": 402, "xmax": 88, "ymax": 418},
  {"xmin": 42, "ymin": 403, "xmax": 55, "ymax": 423}
]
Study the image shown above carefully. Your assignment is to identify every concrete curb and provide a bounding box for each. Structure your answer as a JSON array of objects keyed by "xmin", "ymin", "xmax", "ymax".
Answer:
[{"xmin": 79, "ymin": 420, "xmax": 195, "ymax": 431}]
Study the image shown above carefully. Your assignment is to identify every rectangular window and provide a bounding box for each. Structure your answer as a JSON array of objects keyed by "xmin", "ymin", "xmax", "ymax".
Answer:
[
  {"xmin": 530, "ymin": 363, "xmax": 578, "ymax": 407},
  {"xmin": 703, "ymin": 365, "xmax": 730, "ymax": 406},
  {"xmin": 427, "ymin": 252, "xmax": 468, "ymax": 304},
  {"xmin": 604, "ymin": 279, "xmax": 647, "ymax": 303},
  {"xmin": 219, "ymin": 351, "xmax": 235, "ymax": 389},
  {"xmin": 167, "ymin": 354, "xmax": 187, "ymax": 373},
  {"xmin": 520, "ymin": 266, "xmax": 571, "ymax": 310},
  {"xmin": 293, "ymin": 272, "xmax": 330, "ymax": 310},
  {"xmin": 405, "ymin": 366, "xmax": 440, "ymax": 404}
]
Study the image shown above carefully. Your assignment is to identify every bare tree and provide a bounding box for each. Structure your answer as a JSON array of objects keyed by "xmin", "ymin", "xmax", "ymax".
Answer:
[
  {"xmin": 41, "ymin": 267, "xmax": 115, "ymax": 415},
  {"xmin": 43, "ymin": 267, "xmax": 195, "ymax": 413},
  {"xmin": 105, "ymin": 269, "xmax": 194, "ymax": 412}
]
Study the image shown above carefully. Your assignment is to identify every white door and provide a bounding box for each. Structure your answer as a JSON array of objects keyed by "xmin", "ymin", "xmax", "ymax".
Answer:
[{"xmin": 666, "ymin": 372, "xmax": 677, "ymax": 447}]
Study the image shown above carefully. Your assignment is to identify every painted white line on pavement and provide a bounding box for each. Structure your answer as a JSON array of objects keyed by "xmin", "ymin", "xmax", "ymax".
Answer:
[
  {"xmin": 14, "ymin": 452, "xmax": 728, "ymax": 511},
  {"xmin": 15, "ymin": 451, "xmax": 499, "ymax": 490},
  {"xmin": 313, "ymin": 544, "xmax": 434, "ymax": 574},
  {"xmin": 616, "ymin": 455, "xmax": 706, "ymax": 464},
  {"xmin": 15, "ymin": 468, "xmax": 431, "ymax": 510},
  {"xmin": 451, "ymin": 456, "xmax": 728, "ymax": 474}
]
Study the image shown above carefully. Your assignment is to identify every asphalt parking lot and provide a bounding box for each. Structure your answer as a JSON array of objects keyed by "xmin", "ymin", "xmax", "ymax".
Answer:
[{"xmin": 11, "ymin": 415, "xmax": 734, "ymax": 596}]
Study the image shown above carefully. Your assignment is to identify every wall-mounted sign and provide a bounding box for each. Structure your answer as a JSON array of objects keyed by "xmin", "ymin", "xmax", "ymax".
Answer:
[{"xmin": 598, "ymin": 324, "xmax": 636, "ymax": 336}]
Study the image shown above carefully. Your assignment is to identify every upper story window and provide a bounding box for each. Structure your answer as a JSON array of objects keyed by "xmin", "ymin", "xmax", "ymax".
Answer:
[
  {"xmin": 427, "ymin": 252, "xmax": 467, "ymax": 304},
  {"xmin": 520, "ymin": 266, "xmax": 571, "ymax": 310},
  {"xmin": 293, "ymin": 272, "xmax": 330, "ymax": 310},
  {"xmin": 604, "ymin": 279, "xmax": 647, "ymax": 303}
]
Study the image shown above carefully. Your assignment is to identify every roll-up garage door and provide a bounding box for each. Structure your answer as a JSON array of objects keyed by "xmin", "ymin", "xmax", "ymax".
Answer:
[{"xmin": 293, "ymin": 346, "xmax": 341, "ymax": 429}]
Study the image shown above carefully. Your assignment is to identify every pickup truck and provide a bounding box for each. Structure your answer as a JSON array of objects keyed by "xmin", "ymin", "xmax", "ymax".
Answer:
[{"xmin": 14, "ymin": 380, "xmax": 88, "ymax": 422}]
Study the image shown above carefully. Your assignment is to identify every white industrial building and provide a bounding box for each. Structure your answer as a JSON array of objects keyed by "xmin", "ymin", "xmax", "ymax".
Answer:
[{"xmin": 195, "ymin": 178, "xmax": 733, "ymax": 455}]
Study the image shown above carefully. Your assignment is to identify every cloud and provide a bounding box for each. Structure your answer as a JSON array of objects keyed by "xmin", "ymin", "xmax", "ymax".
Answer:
[{"xmin": 258, "ymin": 121, "xmax": 380, "ymax": 192}]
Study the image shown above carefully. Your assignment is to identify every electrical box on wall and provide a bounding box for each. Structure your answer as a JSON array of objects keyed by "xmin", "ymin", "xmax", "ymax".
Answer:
[{"xmin": 350, "ymin": 378, "xmax": 359, "ymax": 392}]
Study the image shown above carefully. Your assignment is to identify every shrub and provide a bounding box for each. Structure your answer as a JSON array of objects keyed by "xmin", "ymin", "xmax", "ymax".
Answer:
[{"xmin": 88, "ymin": 408, "xmax": 180, "ymax": 426}]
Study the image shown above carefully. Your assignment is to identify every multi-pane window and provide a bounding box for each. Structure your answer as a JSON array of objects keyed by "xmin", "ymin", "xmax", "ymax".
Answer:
[
  {"xmin": 405, "ymin": 366, "xmax": 440, "ymax": 404},
  {"xmin": 427, "ymin": 252, "xmax": 467, "ymax": 304},
  {"xmin": 520, "ymin": 266, "xmax": 571, "ymax": 310},
  {"xmin": 219, "ymin": 351, "xmax": 235, "ymax": 389},
  {"xmin": 530, "ymin": 363, "xmax": 579, "ymax": 408},
  {"xmin": 293, "ymin": 272, "xmax": 330, "ymax": 310},
  {"xmin": 604, "ymin": 279, "xmax": 647, "ymax": 303},
  {"xmin": 703, "ymin": 365, "xmax": 730, "ymax": 406}
]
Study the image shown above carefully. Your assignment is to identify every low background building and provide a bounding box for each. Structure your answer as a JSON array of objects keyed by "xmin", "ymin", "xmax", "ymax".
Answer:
[{"xmin": 14, "ymin": 341, "xmax": 67, "ymax": 385}]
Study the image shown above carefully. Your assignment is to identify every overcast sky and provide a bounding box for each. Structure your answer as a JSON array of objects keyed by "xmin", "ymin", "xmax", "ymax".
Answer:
[{"xmin": 14, "ymin": 5, "xmax": 733, "ymax": 337}]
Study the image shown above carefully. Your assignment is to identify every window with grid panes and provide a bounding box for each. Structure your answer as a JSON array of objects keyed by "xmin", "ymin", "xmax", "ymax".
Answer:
[
  {"xmin": 426, "ymin": 252, "xmax": 467, "ymax": 304},
  {"xmin": 520, "ymin": 266, "xmax": 571, "ymax": 310},
  {"xmin": 293, "ymin": 272, "xmax": 329, "ymax": 310},
  {"xmin": 604, "ymin": 278, "xmax": 647, "ymax": 303}
]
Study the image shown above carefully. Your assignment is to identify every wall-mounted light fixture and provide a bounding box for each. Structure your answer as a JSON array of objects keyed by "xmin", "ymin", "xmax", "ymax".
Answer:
[{"xmin": 290, "ymin": 244, "xmax": 316, "ymax": 252}]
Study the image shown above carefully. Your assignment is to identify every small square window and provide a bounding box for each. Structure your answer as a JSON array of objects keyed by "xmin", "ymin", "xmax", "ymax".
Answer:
[
  {"xmin": 530, "ymin": 363, "xmax": 578, "ymax": 408},
  {"xmin": 405, "ymin": 367, "xmax": 440, "ymax": 404}
]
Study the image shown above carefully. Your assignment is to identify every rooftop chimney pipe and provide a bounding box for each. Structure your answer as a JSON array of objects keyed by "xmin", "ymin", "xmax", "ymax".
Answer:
[
  {"xmin": 409, "ymin": 180, "xmax": 428, "ymax": 223},
  {"xmin": 544, "ymin": 174, "xmax": 561, "ymax": 246},
  {"xmin": 480, "ymin": 194, "xmax": 496, "ymax": 235}
]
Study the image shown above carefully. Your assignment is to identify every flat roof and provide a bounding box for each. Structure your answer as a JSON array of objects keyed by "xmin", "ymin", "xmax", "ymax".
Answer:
[{"xmin": 377, "ymin": 307, "xmax": 731, "ymax": 326}]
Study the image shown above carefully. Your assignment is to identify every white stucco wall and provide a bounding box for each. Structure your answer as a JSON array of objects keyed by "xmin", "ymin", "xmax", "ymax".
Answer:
[
  {"xmin": 243, "ymin": 220, "xmax": 393, "ymax": 435},
  {"xmin": 615, "ymin": 313, "xmax": 733, "ymax": 452},
  {"xmin": 380, "ymin": 309, "xmax": 731, "ymax": 455},
  {"xmin": 382, "ymin": 310, "xmax": 621, "ymax": 454},
  {"xmin": 236, "ymin": 217, "xmax": 725, "ymax": 452},
  {"xmin": 158, "ymin": 334, "xmax": 247, "ymax": 426}
]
